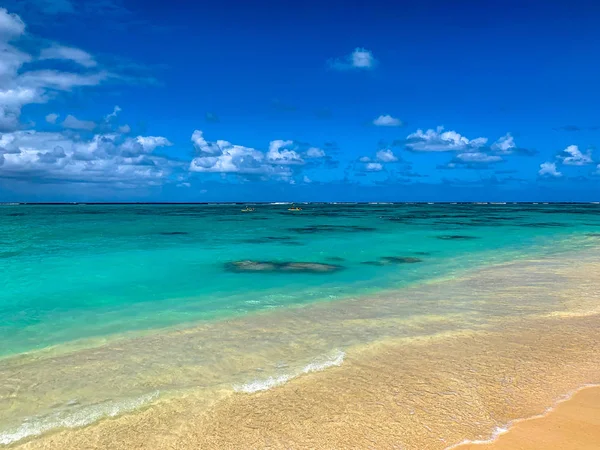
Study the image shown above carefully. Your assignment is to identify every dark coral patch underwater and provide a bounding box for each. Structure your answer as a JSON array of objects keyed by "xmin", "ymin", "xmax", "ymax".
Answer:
[{"xmin": 224, "ymin": 260, "xmax": 344, "ymax": 274}]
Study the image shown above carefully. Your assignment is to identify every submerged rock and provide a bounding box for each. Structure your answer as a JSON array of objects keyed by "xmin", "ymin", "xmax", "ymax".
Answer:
[
  {"xmin": 158, "ymin": 231, "xmax": 189, "ymax": 235},
  {"xmin": 225, "ymin": 260, "xmax": 343, "ymax": 274},
  {"xmin": 436, "ymin": 235, "xmax": 479, "ymax": 240}
]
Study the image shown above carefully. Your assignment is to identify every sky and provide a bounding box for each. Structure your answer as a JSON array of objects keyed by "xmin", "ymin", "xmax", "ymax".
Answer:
[{"xmin": 1, "ymin": 0, "xmax": 600, "ymax": 202}]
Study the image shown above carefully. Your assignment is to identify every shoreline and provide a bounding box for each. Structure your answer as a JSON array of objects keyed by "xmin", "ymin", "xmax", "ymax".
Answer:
[
  {"xmin": 11, "ymin": 312, "xmax": 600, "ymax": 449},
  {"xmin": 455, "ymin": 385, "xmax": 600, "ymax": 449},
  {"xmin": 4, "ymin": 249, "xmax": 600, "ymax": 449}
]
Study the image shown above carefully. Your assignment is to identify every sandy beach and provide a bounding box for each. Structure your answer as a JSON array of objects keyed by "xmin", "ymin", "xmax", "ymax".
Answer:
[
  {"xmin": 458, "ymin": 385, "xmax": 600, "ymax": 449},
  {"xmin": 12, "ymin": 312, "xmax": 600, "ymax": 449}
]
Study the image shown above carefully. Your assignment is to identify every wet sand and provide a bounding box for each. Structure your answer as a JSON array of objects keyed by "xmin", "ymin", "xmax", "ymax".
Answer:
[
  {"xmin": 13, "ymin": 314, "xmax": 600, "ymax": 449},
  {"xmin": 458, "ymin": 386, "xmax": 600, "ymax": 449},
  {"xmin": 7, "ymin": 252, "xmax": 600, "ymax": 449}
]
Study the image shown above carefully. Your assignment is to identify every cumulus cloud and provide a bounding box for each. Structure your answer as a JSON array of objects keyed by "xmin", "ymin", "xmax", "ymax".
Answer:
[
  {"xmin": 61, "ymin": 114, "xmax": 96, "ymax": 130},
  {"xmin": 373, "ymin": 115, "xmax": 402, "ymax": 127},
  {"xmin": 189, "ymin": 130, "xmax": 300, "ymax": 178},
  {"xmin": 118, "ymin": 124, "xmax": 131, "ymax": 134},
  {"xmin": 0, "ymin": 8, "xmax": 25, "ymax": 37},
  {"xmin": 191, "ymin": 130, "xmax": 225, "ymax": 155},
  {"xmin": 329, "ymin": 47, "xmax": 376, "ymax": 70},
  {"xmin": 557, "ymin": 144, "xmax": 593, "ymax": 166},
  {"xmin": 489, "ymin": 133, "xmax": 536, "ymax": 156},
  {"xmin": 305, "ymin": 147, "xmax": 325, "ymax": 158},
  {"xmin": 376, "ymin": 149, "xmax": 398, "ymax": 162},
  {"xmin": 355, "ymin": 149, "xmax": 400, "ymax": 175},
  {"xmin": 365, "ymin": 162, "xmax": 383, "ymax": 171},
  {"xmin": 267, "ymin": 140, "xmax": 304, "ymax": 165},
  {"xmin": 491, "ymin": 133, "xmax": 516, "ymax": 154},
  {"xmin": 406, "ymin": 126, "xmax": 488, "ymax": 152},
  {"xmin": 0, "ymin": 129, "xmax": 176, "ymax": 186},
  {"xmin": 539, "ymin": 161, "xmax": 562, "ymax": 178},
  {"xmin": 303, "ymin": 175, "xmax": 312, "ymax": 183},
  {"xmin": 39, "ymin": 45, "xmax": 97, "ymax": 68},
  {"xmin": 45, "ymin": 113, "xmax": 58, "ymax": 124}
]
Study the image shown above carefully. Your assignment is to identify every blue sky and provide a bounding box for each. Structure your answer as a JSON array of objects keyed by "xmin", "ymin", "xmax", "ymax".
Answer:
[{"xmin": 1, "ymin": 0, "xmax": 600, "ymax": 202}]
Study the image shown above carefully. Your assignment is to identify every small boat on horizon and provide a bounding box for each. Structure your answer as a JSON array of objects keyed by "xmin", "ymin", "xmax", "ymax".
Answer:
[
  {"xmin": 288, "ymin": 204, "xmax": 302, "ymax": 211},
  {"xmin": 241, "ymin": 207, "xmax": 255, "ymax": 212}
]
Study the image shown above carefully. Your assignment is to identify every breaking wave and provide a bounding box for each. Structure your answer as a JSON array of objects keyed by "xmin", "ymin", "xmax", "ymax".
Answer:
[
  {"xmin": 0, "ymin": 391, "xmax": 159, "ymax": 445},
  {"xmin": 234, "ymin": 349, "xmax": 345, "ymax": 394}
]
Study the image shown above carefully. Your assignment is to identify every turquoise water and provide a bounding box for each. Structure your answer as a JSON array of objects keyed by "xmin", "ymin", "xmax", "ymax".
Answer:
[
  {"xmin": 2, "ymin": 203, "xmax": 600, "ymax": 358},
  {"xmin": 3, "ymin": 203, "xmax": 600, "ymax": 446}
]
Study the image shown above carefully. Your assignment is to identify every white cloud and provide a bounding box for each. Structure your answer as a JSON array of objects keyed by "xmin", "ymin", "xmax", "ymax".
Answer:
[
  {"xmin": 359, "ymin": 156, "xmax": 370, "ymax": 162},
  {"xmin": 557, "ymin": 144, "xmax": 593, "ymax": 166},
  {"xmin": 376, "ymin": 149, "xmax": 398, "ymax": 162},
  {"xmin": 0, "ymin": 10, "xmax": 113, "ymax": 132},
  {"xmin": 39, "ymin": 45, "xmax": 97, "ymax": 68},
  {"xmin": 0, "ymin": 43, "xmax": 30, "ymax": 81},
  {"xmin": 0, "ymin": 87, "xmax": 38, "ymax": 106},
  {"xmin": 132, "ymin": 136, "xmax": 172, "ymax": 153},
  {"xmin": 303, "ymin": 175, "xmax": 311, "ymax": 183},
  {"xmin": 329, "ymin": 47, "xmax": 376, "ymax": 70},
  {"xmin": 105, "ymin": 105, "xmax": 121, "ymax": 121},
  {"xmin": 306, "ymin": 147, "xmax": 325, "ymax": 158},
  {"xmin": 0, "ymin": 8, "xmax": 25, "ymax": 37},
  {"xmin": 491, "ymin": 133, "xmax": 516, "ymax": 155},
  {"xmin": 267, "ymin": 140, "xmax": 304, "ymax": 165},
  {"xmin": 0, "ymin": 129, "xmax": 176, "ymax": 186},
  {"xmin": 45, "ymin": 113, "xmax": 58, "ymax": 124},
  {"xmin": 366, "ymin": 162, "xmax": 383, "ymax": 171},
  {"xmin": 456, "ymin": 152, "xmax": 502, "ymax": 163},
  {"xmin": 350, "ymin": 48, "xmax": 375, "ymax": 69},
  {"xmin": 538, "ymin": 161, "xmax": 562, "ymax": 178},
  {"xmin": 0, "ymin": 106, "xmax": 20, "ymax": 130},
  {"xmin": 61, "ymin": 114, "xmax": 96, "ymax": 130},
  {"xmin": 373, "ymin": 115, "xmax": 402, "ymax": 127},
  {"xmin": 18, "ymin": 70, "xmax": 109, "ymax": 91},
  {"xmin": 118, "ymin": 124, "xmax": 131, "ymax": 134},
  {"xmin": 189, "ymin": 131, "xmax": 301, "ymax": 177},
  {"xmin": 406, "ymin": 126, "xmax": 488, "ymax": 152}
]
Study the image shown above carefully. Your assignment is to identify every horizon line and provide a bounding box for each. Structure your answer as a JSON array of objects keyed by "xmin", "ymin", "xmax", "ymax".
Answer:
[{"xmin": 2, "ymin": 202, "xmax": 599, "ymax": 206}]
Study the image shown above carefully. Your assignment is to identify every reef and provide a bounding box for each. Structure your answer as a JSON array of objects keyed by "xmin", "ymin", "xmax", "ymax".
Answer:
[{"xmin": 224, "ymin": 260, "xmax": 344, "ymax": 274}]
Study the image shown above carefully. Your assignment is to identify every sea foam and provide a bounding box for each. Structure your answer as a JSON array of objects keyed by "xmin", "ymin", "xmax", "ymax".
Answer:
[
  {"xmin": 0, "ymin": 391, "xmax": 159, "ymax": 445},
  {"xmin": 234, "ymin": 349, "xmax": 345, "ymax": 394}
]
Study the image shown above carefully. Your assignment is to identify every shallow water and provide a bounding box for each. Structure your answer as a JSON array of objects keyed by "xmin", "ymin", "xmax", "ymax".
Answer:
[
  {"xmin": 3, "ymin": 203, "xmax": 600, "ymax": 356},
  {"xmin": 2, "ymin": 204, "xmax": 600, "ymax": 446}
]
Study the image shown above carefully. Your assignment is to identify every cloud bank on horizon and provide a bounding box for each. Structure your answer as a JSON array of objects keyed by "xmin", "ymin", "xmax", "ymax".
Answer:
[{"xmin": 0, "ymin": 1, "xmax": 598, "ymax": 201}]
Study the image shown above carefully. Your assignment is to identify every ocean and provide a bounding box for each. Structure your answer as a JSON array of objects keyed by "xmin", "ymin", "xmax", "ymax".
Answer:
[{"xmin": 2, "ymin": 203, "xmax": 600, "ymax": 447}]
